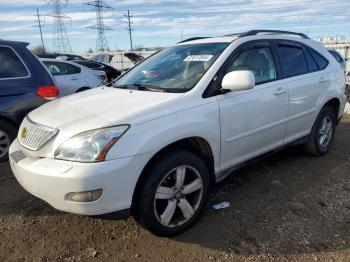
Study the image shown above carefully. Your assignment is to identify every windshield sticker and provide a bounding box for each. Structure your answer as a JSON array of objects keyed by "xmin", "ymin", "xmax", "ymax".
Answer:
[{"xmin": 184, "ymin": 55, "xmax": 213, "ymax": 62}]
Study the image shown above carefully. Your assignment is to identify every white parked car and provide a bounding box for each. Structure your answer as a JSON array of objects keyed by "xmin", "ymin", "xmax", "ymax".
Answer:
[
  {"xmin": 10, "ymin": 30, "xmax": 347, "ymax": 236},
  {"xmin": 41, "ymin": 58, "xmax": 107, "ymax": 97}
]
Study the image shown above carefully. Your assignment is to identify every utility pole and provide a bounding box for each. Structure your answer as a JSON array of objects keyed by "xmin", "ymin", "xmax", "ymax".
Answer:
[
  {"xmin": 124, "ymin": 10, "xmax": 133, "ymax": 51},
  {"xmin": 36, "ymin": 8, "xmax": 46, "ymax": 53}
]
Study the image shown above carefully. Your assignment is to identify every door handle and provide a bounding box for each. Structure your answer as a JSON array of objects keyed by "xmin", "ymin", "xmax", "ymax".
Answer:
[
  {"xmin": 71, "ymin": 77, "xmax": 79, "ymax": 81},
  {"xmin": 274, "ymin": 87, "xmax": 287, "ymax": 96},
  {"xmin": 319, "ymin": 77, "xmax": 329, "ymax": 83}
]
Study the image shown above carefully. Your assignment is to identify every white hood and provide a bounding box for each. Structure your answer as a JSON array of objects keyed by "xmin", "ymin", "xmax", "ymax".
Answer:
[{"xmin": 29, "ymin": 87, "xmax": 183, "ymax": 132}]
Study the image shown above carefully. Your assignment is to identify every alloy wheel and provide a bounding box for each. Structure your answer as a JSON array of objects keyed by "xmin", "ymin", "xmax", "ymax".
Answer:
[
  {"xmin": 318, "ymin": 116, "xmax": 333, "ymax": 147},
  {"xmin": 154, "ymin": 165, "xmax": 204, "ymax": 228}
]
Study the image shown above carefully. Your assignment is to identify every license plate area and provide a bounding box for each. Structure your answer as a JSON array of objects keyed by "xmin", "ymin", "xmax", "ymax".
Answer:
[{"xmin": 10, "ymin": 150, "xmax": 27, "ymax": 163}]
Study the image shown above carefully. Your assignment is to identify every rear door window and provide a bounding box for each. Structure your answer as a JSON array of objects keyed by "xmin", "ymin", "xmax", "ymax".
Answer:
[
  {"xmin": 0, "ymin": 46, "xmax": 29, "ymax": 79},
  {"xmin": 44, "ymin": 61, "xmax": 81, "ymax": 75},
  {"xmin": 277, "ymin": 45, "xmax": 308, "ymax": 78},
  {"xmin": 304, "ymin": 49, "xmax": 319, "ymax": 72}
]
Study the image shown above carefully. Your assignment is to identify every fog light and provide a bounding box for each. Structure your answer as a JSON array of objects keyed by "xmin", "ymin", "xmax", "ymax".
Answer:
[{"xmin": 65, "ymin": 189, "xmax": 103, "ymax": 202}]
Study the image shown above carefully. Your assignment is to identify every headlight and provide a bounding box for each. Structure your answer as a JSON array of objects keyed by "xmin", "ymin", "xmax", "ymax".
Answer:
[{"xmin": 54, "ymin": 125, "xmax": 130, "ymax": 162}]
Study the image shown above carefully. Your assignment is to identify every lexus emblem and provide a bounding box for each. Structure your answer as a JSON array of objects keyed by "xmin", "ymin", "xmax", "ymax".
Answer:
[{"xmin": 21, "ymin": 127, "xmax": 28, "ymax": 139}]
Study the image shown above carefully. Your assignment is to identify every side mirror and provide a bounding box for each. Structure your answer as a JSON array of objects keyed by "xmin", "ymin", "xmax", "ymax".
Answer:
[{"xmin": 221, "ymin": 70, "xmax": 255, "ymax": 92}]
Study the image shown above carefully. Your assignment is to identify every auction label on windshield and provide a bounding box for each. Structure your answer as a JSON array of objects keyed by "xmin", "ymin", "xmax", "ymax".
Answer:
[{"xmin": 184, "ymin": 55, "xmax": 213, "ymax": 62}]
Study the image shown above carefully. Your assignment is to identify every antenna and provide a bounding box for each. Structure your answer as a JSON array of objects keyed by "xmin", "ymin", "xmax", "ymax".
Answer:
[
  {"xmin": 84, "ymin": 0, "xmax": 113, "ymax": 52},
  {"xmin": 35, "ymin": 8, "xmax": 46, "ymax": 53},
  {"xmin": 44, "ymin": 0, "xmax": 72, "ymax": 53},
  {"xmin": 124, "ymin": 10, "xmax": 133, "ymax": 51}
]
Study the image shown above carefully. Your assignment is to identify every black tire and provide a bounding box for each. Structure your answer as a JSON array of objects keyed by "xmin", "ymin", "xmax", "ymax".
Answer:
[
  {"xmin": 304, "ymin": 106, "xmax": 337, "ymax": 156},
  {"xmin": 134, "ymin": 150, "xmax": 210, "ymax": 237},
  {"xmin": 0, "ymin": 120, "xmax": 17, "ymax": 162}
]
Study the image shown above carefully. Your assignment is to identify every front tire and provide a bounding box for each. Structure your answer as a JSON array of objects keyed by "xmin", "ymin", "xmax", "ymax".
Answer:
[
  {"xmin": 134, "ymin": 150, "xmax": 210, "ymax": 237},
  {"xmin": 0, "ymin": 120, "xmax": 17, "ymax": 162},
  {"xmin": 304, "ymin": 106, "xmax": 336, "ymax": 156}
]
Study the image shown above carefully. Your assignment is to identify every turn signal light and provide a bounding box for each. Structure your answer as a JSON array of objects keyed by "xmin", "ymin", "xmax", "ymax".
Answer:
[{"xmin": 37, "ymin": 85, "xmax": 59, "ymax": 99}]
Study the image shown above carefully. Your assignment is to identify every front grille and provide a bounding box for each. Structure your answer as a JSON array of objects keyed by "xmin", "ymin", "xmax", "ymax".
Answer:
[{"xmin": 18, "ymin": 117, "xmax": 59, "ymax": 151}]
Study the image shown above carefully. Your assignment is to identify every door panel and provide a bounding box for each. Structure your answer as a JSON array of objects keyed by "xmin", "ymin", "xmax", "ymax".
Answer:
[
  {"xmin": 218, "ymin": 81, "xmax": 288, "ymax": 171},
  {"xmin": 284, "ymin": 73, "xmax": 326, "ymax": 143},
  {"xmin": 217, "ymin": 42, "xmax": 288, "ymax": 172}
]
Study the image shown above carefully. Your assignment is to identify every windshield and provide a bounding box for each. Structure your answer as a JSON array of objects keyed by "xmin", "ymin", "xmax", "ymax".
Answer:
[{"xmin": 113, "ymin": 43, "xmax": 228, "ymax": 93}]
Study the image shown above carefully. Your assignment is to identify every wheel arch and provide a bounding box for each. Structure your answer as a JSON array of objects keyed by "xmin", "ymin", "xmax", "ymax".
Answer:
[
  {"xmin": 130, "ymin": 136, "xmax": 215, "ymax": 214},
  {"xmin": 322, "ymin": 97, "xmax": 340, "ymax": 121}
]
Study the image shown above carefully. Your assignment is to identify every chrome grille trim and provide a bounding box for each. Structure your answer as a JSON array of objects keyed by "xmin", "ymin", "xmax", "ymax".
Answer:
[{"xmin": 18, "ymin": 116, "xmax": 59, "ymax": 151}]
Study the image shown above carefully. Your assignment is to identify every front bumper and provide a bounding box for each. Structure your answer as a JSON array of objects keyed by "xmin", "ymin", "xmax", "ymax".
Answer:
[{"xmin": 9, "ymin": 139, "xmax": 151, "ymax": 216}]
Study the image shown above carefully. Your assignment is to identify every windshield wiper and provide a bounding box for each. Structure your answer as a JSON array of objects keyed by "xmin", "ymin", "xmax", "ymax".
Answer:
[{"xmin": 113, "ymin": 83, "xmax": 165, "ymax": 92}]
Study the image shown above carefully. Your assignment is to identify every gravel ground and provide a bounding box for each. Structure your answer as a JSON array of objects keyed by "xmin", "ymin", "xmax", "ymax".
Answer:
[{"xmin": 0, "ymin": 116, "xmax": 350, "ymax": 262}]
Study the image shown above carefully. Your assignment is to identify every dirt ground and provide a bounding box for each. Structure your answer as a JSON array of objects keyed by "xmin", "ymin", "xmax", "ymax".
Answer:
[{"xmin": 1, "ymin": 116, "xmax": 350, "ymax": 262}]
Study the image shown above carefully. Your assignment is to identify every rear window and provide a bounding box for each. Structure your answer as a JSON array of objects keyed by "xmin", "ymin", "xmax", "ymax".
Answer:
[
  {"xmin": 309, "ymin": 49, "xmax": 328, "ymax": 70},
  {"xmin": 0, "ymin": 46, "xmax": 29, "ymax": 79},
  {"xmin": 278, "ymin": 45, "xmax": 308, "ymax": 78}
]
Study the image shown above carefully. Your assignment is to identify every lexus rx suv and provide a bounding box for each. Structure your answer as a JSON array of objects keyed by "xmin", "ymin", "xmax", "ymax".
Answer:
[{"xmin": 9, "ymin": 30, "xmax": 347, "ymax": 236}]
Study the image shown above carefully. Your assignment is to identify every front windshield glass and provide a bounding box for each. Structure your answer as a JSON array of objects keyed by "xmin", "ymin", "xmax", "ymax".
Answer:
[{"xmin": 113, "ymin": 43, "xmax": 228, "ymax": 93}]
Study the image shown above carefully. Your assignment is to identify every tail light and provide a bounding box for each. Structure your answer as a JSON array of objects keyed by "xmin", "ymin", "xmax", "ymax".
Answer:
[
  {"xmin": 100, "ymin": 75, "xmax": 107, "ymax": 81},
  {"xmin": 37, "ymin": 85, "xmax": 59, "ymax": 99}
]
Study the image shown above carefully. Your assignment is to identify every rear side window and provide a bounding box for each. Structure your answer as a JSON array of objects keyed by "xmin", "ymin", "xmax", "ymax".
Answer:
[
  {"xmin": 0, "ymin": 46, "xmax": 29, "ymax": 79},
  {"xmin": 309, "ymin": 49, "xmax": 328, "ymax": 70},
  {"xmin": 277, "ymin": 45, "xmax": 308, "ymax": 78},
  {"xmin": 44, "ymin": 61, "xmax": 81, "ymax": 75}
]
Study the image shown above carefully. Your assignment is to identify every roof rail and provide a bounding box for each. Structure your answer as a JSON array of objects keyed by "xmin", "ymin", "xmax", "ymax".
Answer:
[
  {"xmin": 177, "ymin": 37, "xmax": 211, "ymax": 43},
  {"xmin": 239, "ymin": 30, "xmax": 309, "ymax": 39}
]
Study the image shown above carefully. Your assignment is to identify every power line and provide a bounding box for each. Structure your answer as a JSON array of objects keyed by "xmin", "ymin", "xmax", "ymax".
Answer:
[
  {"xmin": 124, "ymin": 9, "xmax": 133, "ymax": 51},
  {"xmin": 35, "ymin": 8, "xmax": 46, "ymax": 53},
  {"xmin": 84, "ymin": 0, "xmax": 113, "ymax": 52},
  {"xmin": 44, "ymin": 0, "xmax": 72, "ymax": 53}
]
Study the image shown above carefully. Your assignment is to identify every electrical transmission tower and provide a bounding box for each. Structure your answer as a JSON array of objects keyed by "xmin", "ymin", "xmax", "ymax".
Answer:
[
  {"xmin": 84, "ymin": 0, "xmax": 112, "ymax": 52},
  {"xmin": 124, "ymin": 10, "xmax": 133, "ymax": 51},
  {"xmin": 44, "ymin": 0, "xmax": 72, "ymax": 53}
]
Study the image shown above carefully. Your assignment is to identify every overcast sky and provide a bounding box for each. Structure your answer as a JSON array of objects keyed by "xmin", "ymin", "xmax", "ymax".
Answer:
[{"xmin": 0, "ymin": 0, "xmax": 349, "ymax": 53}]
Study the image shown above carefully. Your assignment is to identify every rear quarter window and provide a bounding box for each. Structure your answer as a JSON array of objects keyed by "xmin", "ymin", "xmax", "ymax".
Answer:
[
  {"xmin": 308, "ymin": 48, "xmax": 328, "ymax": 70},
  {"xmin": 0, "ymin": 46, "xmax": 29, "ymax": 79}
]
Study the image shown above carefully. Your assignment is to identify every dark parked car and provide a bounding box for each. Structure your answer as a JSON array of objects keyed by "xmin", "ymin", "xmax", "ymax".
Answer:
[
  {"xmin": 328, "ymin": 49, "xmax": 345, "ymax": 70},
  {"xmin": 72, "ymin": 60, "xmax": 121, "ymax": 82},
  {"xmin": 38, "ymin": 53, "xmax": 86, "ymax": 61},
  {"xmin": 0, "ymin": 40, "xmax": 58, "ymax": 162}
]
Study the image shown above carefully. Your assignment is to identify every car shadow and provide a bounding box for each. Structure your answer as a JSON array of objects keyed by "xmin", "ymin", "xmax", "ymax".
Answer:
[{"xmin": 174, "ymin": 119, "xmax": 350, "ymax": 255}]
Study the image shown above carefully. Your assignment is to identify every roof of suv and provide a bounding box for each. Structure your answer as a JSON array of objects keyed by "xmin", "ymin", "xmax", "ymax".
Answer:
[
  {"xmin": 177, "ymin": 30, "xmax": 311, "ymax": 45},
  {"xmin": 0, "ymin": 39, "xmax": 29, "ymax": 46}
]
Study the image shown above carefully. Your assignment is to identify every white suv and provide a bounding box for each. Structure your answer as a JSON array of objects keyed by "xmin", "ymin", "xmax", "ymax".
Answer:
[{"xmin": 9, "ymin": 30, "xmax": 347, "ymax": 236}]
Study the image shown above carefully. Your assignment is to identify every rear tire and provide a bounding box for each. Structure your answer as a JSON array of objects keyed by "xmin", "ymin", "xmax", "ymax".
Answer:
[
  {"xmin": 134, "ymin": 150, "xmax": 210, "ymax": 237},
  {"xmin": 304, "ymin": 106, "xmax": 336, "ymax": 156},
  {"xmin": 0, "ymin": 120, "xmax": 17, "ymax": 162}
]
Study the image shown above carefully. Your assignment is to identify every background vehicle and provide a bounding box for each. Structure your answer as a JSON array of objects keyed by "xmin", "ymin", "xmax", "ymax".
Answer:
[
  {"xmin": 0, "ymin": 40, "xmax": 58, "ymax": 162},
  {"xmin": 9, "ymin": 30, "xmax": 347, "ymax": 237},
  {"xmin": 328, "ymin": 49, "xmax": 346, "ymax": 70},
  {"xmin": 38, "ymin": 53, "xmax": 86, "ymax": 61},
  {"xmin": 41, "ymin": 58, "xmax": 106, "ymax": 96},
  {"xmin": 72, "ymin": 60, "xmax": 121, "ymax": 82}
]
